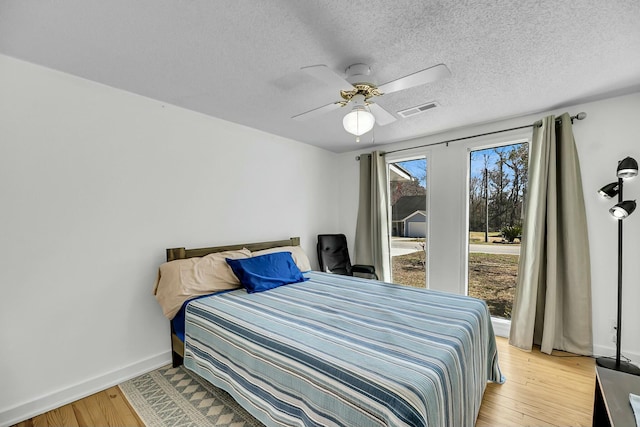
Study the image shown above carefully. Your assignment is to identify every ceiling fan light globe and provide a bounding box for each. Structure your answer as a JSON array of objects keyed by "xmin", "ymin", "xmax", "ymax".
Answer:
[{"xmin": 343, "ymin": 107, "xmax": 375, "ymax": 136}]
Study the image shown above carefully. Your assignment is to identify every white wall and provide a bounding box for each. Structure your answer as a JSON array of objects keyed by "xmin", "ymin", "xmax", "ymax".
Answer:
[
  {"xmin": 339, "ymin": 92, "xmax": 640, "ymax": 364},
  {"xmin": 0, "ymin": 55, "xmax": 339, "ymax": 426}
]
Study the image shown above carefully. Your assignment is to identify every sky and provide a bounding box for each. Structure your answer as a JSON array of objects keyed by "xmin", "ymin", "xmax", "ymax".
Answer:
[
  {"xmin": 397, "ymin": 158, "xmax": 427, "ymax": 187},
  {"xmin": 394, "ymin": 142, "xmax": 526, "ymax": 188},
  {"xmin": 469, "ymin": 143, "xmax": 526, "ymax": 178}
]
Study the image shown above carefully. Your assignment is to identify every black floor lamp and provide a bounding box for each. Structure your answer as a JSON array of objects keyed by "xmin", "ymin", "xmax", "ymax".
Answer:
[{"xmin": 596, "ymin": 156, "xmax": 640, "ymax": 375}]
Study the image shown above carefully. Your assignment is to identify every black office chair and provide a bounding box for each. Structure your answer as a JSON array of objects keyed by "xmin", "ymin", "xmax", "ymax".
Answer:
[{"xmin": 317, "ymin": 234, "xmax": 378, "ymax": 279}]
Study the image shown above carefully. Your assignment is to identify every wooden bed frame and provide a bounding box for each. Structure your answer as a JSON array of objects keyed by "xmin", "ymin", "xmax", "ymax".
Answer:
[{"xmin": 166, "ymin": 236, "xmax": 301, "ymax": 367}]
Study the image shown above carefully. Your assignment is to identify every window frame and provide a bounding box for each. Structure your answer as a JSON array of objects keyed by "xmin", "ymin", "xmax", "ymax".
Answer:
[
  {"xmin": 385, "ymin": 148, "xmax": 431, "ymax": 288},
  {"xmin": 462, "ymin": 133, "xmax": 530, "ymax": 335}
]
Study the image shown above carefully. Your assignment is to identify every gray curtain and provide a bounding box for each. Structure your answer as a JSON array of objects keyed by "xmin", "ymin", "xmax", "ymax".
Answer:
[
  {"xmin": 509, "ymin": 113, "xmax": 592, "ymax": 355},
  {"xmin": 355, "ymin": 151, "xmax": 391, "ymax": 281}
]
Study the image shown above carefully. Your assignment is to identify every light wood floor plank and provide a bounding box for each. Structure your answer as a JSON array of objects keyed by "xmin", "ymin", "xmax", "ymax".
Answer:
[
  {"xmin": 521, "ymin": 414, "xmax": 559, "ymax": 427},
  {"xmin": 83, "ymin": 393, "xmax": 114, "ymax": 427},
  {"xmin": 476, "ymin": 398, "xmax": 526, "ymax": 426},
  {"xmin": 106, "ymin": 386, "xmax": 144, "ymax": 427},
  {"xmin": 30, "ymin": 414, "xmax": 48, "ymax": 427},
  {"xmin": 70, "ymin": 399, "xmax": 99, "ymax": 427},
  {"xmin": 12, "ymin": 336, "xmax": 597, "ymax": 427},
  {"xmin": 95, "ymin": 389, "xmax": 127, "ymax": 427},
  {"xmin": 482, "ymin": 391, "xmax": 590, "ymax": 426},
  {"xmin": 45, "ymin": 405, "xmax": 78, "ymax": 427},
  {"xmin": 481, "ymin": 337, "xmax": 595, "ymax": 427}
]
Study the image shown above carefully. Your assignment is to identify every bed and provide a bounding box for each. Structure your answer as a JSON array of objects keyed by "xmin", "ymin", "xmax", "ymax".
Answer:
[{"xmin": 157, "ymin": 237, "xmax": 503, "ymax": 427}]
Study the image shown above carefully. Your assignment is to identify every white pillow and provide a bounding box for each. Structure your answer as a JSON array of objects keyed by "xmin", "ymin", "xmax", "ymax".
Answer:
[
  {"xmin": 252, "ymin": 246, "xmax": 312, "ymax": 272},
  {"xmin": 153, "ymin": 248, "xmax": 251, "ymax": 319}
]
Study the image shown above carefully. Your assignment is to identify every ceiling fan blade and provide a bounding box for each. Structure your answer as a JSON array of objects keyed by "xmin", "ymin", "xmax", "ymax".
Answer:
[
  {"xmin": 369, "ymin": 103, "xmax": 397, "ymax": 126},
  {"xmin": 301, "ymin": 65, "xmax": 354, "ymax": 91},
  {"xmin": 377, "ymin": 64, "xmax": 451, "ymax": 94},
  {"xmin": 292, "ymin": 101, "xmax": 342, "ymax": 121}
]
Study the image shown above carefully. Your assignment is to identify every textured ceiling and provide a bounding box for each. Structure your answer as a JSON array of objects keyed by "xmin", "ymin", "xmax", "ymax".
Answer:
[{"xmin": 1, "ymin": 1, "xmax": 639, "ymax": 153}]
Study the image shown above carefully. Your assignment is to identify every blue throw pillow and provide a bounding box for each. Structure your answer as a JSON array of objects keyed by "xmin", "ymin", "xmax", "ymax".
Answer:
[{"xmin": 226, "ymin": 252, "xmax": 308, "ymax": 293}]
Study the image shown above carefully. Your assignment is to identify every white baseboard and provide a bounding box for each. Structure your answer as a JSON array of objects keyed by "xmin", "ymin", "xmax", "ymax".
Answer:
[
  {"xmin": 489, "ymin": 319, "xmax": 640, "ymax": 369},
  {"xmin": 492, "ymin": 317, "xmax": 511, "ymax": 338},
  {"xmin": 0, "ymin": 351, "xmax": 172, "ymax": 427},
  {"xmin": 593, "ymin": 344, "xmax": 640, "ymax": 367}
]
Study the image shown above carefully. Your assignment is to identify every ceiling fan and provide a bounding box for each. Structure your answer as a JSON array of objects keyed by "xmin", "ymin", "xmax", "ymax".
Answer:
[{"xmin": 292, "ymin": 62, "xmax": 451, "ymax": 141}]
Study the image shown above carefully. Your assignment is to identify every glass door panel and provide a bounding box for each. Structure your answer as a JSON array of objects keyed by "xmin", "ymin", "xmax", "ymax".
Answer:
[
  {"xmin": 467, "ymin": 143, "xmax": 528, "ymax": 319},
  {"xmin": 388, "ymin": 157, "xmax": 428, "ymax": 288}
]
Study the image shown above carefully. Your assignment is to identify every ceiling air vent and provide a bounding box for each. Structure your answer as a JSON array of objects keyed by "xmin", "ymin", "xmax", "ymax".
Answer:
[{"xmin": 397, "ymin": 101, "xmax": 439, "ymax": 118}]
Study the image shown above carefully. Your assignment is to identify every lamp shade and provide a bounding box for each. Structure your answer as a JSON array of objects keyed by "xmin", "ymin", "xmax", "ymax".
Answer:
[
  {"xmin": 617, "ymin": 157, "xmax": 638, "ymax": 179},
  {"xmin": 609, "ymin": 200, "xmax": 637, "ymax": 219},
  {"xmin": 598, "ymin": 182, "xmax": 619, "ymax": 199},
  {"xmin": 343, "ymin": 106, "xmax": 375, "ymax": 136}
]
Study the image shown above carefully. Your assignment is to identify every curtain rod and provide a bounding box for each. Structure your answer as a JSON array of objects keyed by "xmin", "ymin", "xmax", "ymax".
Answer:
[{"xmin": 357, "ymin": 112, "xmax": 587, "ymax": 159}]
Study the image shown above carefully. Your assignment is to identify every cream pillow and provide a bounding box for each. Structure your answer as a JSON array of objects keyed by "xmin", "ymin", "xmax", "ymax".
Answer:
[
  {"xmin": 252, "ymin": 246, "xmax": 312, "ymax": 272},
  {"xmin": 153, "ymin": 248, "xmax": 251, "ymax": 319}
]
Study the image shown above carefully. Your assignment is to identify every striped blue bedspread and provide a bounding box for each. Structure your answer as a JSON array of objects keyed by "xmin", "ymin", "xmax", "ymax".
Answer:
[{"xmin": 185, "ymin": 271, "xmax": 503, "ymax": 427}]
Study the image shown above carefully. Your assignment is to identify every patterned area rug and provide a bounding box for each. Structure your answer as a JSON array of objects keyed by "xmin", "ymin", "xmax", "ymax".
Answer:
[{"xmin": 119, "ymin": 364, "xmax": 263, "ymax": 427}]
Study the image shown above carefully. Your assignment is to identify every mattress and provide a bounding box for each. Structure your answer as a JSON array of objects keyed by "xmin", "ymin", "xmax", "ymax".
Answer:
[{"xmin": 184, "ymin": 271, "xmax": 503, "ymax": 427}]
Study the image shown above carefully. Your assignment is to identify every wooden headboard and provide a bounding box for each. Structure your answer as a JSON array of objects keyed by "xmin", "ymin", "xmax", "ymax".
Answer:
[
  {"xmin": 166, "ymin": 236, "xmax": 301, "ymax": 262},
  {"xmin": 165, "ymin": 236, "xmax": 301, "ymax": 367}
]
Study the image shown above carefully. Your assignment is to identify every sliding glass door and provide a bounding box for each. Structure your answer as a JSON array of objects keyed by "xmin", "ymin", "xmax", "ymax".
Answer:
[
  {"xmin": 387, "ymin": 157, "xmax": 428, "ymax": 288},
  {"xmin": 467, "ymin": 142, "xmax": 528, "ymax": 319}
]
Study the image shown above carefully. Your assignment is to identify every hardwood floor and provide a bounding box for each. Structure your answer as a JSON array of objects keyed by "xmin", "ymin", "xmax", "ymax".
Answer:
[
  {"xmin": 13, "ymin": 337, "xmax": 596, "ymax": 427},
  {"xmin": 477, "ymin": 337, "xmax": 596, "ymax": 427},
  {"xmin": 11, "ymin": 386, "xmax": 143, "ymax": 427}
]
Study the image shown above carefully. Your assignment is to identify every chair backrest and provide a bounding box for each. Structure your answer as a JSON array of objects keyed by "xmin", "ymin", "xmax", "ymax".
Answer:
[{"xmin": 317, "ymin": 234, "xmax": 353, "ymax": 276}]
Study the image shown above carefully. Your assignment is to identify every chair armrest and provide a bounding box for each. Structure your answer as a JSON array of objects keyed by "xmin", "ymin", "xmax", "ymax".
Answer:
[{"xmin": 352, "ymin": 264, "xmax": 378, "ymax": 279}]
